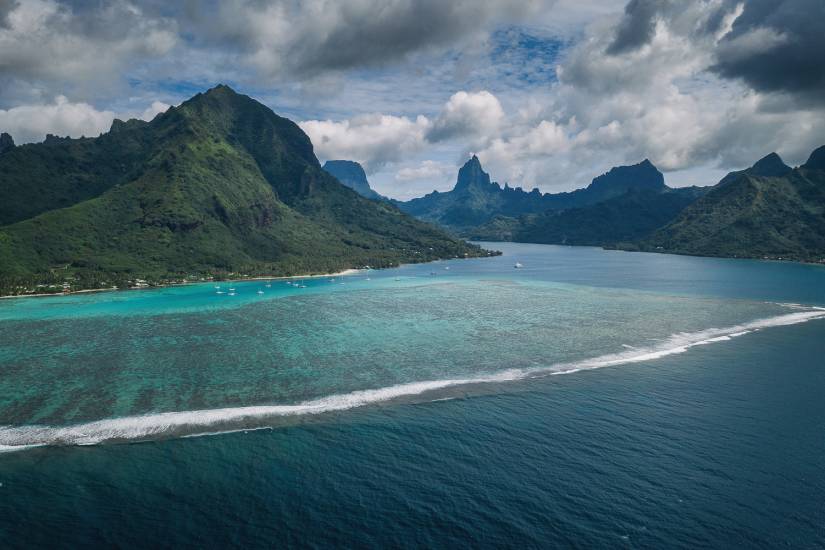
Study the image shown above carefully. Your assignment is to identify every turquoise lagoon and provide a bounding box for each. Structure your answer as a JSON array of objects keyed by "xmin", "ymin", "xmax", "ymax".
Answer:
[{"xmin": 1, "ymin": 243, "xmax": 824, "ymax": 547}]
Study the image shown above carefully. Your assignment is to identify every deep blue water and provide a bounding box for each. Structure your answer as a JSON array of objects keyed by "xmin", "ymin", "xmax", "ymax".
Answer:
[{"xmin": 1, "ymin": 244, "xmax": 824, "ymax": 548}]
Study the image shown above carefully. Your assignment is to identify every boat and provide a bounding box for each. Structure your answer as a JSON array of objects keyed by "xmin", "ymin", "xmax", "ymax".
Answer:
[
  {"xmin": 228, "ymin": 292, "xmax": 236, "ymax": 296},
  {"xmin": 514, "ymin": 262, "xmax": 523, "ymax": 268},
  {"xmin": 216, "ymin": 291, "xmax": 225, "ymax": 295},
  {"xmin": 257, "ymin": 290, "xmax": 264, "ymax": 295}
]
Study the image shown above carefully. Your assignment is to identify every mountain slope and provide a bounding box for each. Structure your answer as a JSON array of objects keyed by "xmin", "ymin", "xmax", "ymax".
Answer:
[
  {"xmin": 716, "ymin": 152, "xmax": 792, "ymax": 187},
  {"xmin": 0, "ymin": 122, "xmax": 159, "ymax": 226},
  {"xmin": 639, "ymin": 147, "xmax": 825, "ymax": 261},
  {"xmin": 0, "ymin": 86, "xmax": 487, "ymax": 294},
  {"xmin": 470, "ymin": 187, "xmax": 703, "ymax": 245},
  {"xmin": 322, "ymin": 160, "xmax": 385, "ymax": 200},
  {"xmin": 397, "ymin": 156, "xmax": 671, "ymax": 232}
]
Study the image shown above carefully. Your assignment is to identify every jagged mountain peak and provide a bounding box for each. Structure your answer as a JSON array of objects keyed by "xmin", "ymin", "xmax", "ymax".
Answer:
[
  {"xmin": 719, "ymin": 151, "xmax": 794, "ymax": 186},
  {"xmin": 455, "ymin": 155, "xmax": 492, "ymax": 190},
  {"xmin": 750, "ymin": 152, "xmax": 792, "ymax": 177},
  {"xmin": 802, "ymin": 145, "xmax": 825, "ymax": 171}
]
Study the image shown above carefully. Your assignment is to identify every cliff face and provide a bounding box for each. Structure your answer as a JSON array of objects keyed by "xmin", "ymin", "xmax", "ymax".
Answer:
[{"xmin": 322, "ymin": 160, "xmax": 385, "ymax": 200}]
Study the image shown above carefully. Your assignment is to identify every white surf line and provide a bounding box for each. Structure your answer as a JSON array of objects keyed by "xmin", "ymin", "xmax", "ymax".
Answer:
[{"xmin": 2, "ymin": 307, "xmax": 824, "ymax": 452}]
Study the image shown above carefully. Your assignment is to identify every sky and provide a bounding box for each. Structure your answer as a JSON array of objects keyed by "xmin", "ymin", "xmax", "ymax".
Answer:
[{"xmin": 1, "ymin": 0, "xmax": 824, "ymax": 200}]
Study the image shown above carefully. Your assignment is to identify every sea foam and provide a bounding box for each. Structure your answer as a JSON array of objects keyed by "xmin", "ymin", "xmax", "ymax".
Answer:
[{"xmin": 2, "ymin": 307, "xmax": 824, "ymax": 452}]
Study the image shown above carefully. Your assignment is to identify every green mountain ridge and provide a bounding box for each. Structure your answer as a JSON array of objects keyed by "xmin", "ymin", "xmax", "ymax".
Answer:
[
  {"xmin": 0, "ymin": 85, "xmax": 488, "ymax": 295},
  {"xmin": 636, "ymin": 147, "xmax": 825, "ymax": 262}
]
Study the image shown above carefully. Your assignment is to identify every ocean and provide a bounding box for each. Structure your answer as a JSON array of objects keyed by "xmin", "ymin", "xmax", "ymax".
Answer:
[{"xmin": 1, "ymin": 243, "xmax": 824, "ymax": 548}]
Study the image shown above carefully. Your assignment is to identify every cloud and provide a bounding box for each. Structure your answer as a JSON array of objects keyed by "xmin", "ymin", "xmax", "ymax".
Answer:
[
  {"xmin": 140, "ymin": 101, "xmax": 171, "ymax": 121},
  {"xmin": 180, "ymin": 0, "xmax": 547, "ymax": 79},
  {"xmin": 606, "ymin": 0, "xmax": 665, "ymax": 55},
  {"xmin": 710, "ymin": 0, "xmax": 825, "ymax": 105},
  {"xmin": 300, "ymin": 0, "xmax": 825, "ymax": 198},
  {"xmin": 301, "ymin": 89, "xmax": 508, "ymax": 171},
  {"xmin": 394, "ymin": 160, "xmax": 454, "ymax": 182},
  {"xmin": 595, "ymin": 0, "xmax": 825, "ymax": 105},
  {"xmin": 397, "ymin": 0, "xmax": 823, "ymax": 195},
  {"xmin": 1, "ymin": 0, "xmax": 823, "ymax": 200},
  {"xmin": 0, "ymin": 0, "xmax": 17, "ymax": 28},
  {"xmin": 0, "ymin": 96, "xmax": 115, "ymax": 143},
  {"xmin": 300, "ymin": 113, "xmax": 431, "ymax": 172},
  {"xmin": 484, "ymin": 120, "xmax": 571, "ymax": 164},
  {"xmin": 426, "ymin": 91, "xmax": 504, "ymax": 143},
  {"xmin": 531, "ymin": 0, "xmax": 825, "ymax": 177},
  {"xmin": 0, "ymin": 96, "xmax": 169, "ymax": 144},
  {"xmin": 0, "ymin": 0, "xmax": 177, "ymax": 99}
]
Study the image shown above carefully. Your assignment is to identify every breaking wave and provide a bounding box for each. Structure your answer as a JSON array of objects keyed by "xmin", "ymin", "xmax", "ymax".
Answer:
[{"xmin": 2, "ymin": 307, "xmax": 824, "ymax": 453}]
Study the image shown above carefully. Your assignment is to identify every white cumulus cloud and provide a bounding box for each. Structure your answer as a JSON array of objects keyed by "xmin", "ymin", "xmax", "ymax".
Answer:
[
  {"xmin": 300, "ymin": 113, "xmax": 431, "ymax": 172},
  {"xmin": 0, "ymin": 96, "xmax": 171, "ymax": 144},
  {"xmin": 427, "ymin": 91, "xmax": 505, "ymax": 143},
  {"xmin": 394, "ymin": 160, "xmax": 455, "ymax": 182}
]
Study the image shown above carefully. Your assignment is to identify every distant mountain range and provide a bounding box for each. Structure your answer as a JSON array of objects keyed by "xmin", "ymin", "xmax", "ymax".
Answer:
[
  {"xmin": 322, "ymin": 160, "xmax": 387, "ymax": 201},
  {"xmin": 395, "ymin": 155, "xmax": 705, "ymax": 233},
  {"xmin": 0, "ymin": 85, "xmax": 487, "ymax": 295},
  {"xmin": 392, "ymin": 147, "xmax": 825, "ymax": 263},
  {"xmin": 396, "ymin": 155, "xmax": 704, "ymax": 243}
]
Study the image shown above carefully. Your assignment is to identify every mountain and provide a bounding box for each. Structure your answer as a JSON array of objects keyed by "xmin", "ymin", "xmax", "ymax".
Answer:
[
  {"xmin": 717, "ymin": 152, "xmax": 792, "ymax": 186},
  {"xmin": 322, "ymin": 160, "xmax": 385, "ymax": 200},
  {"xmin": 0, "ymin": 132, "xmax": 13, "ymax": 155},
  {"xmin": 471, "ymin": 187, "xmax": 703, "ymax": 246},
  {"xmin": 804, "ymin": 144, "xmax": 825, "ymax": 170},
  {"xmin": 0, "ymin": 85, "xmax": 488, "ymax": 294},
  {"xmin": 397, "ymin": 156, "xmax": 672, "ymax": 232},
  {"xmin": 397, "ymin": 156, "xmax": 550, "ymax": 230},
  {"xmin": 582, "ymin": 159, "xmax": 666, "ymax": 201},
  {"xmin": 637, "ymin": 148, "xmax": 825, "ymax": 262}
]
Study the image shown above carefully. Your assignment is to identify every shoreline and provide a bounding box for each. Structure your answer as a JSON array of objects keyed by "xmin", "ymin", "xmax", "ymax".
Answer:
[{"xmin": 0, "ymin": 268, "xmax": 364, "ymax": 301}]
